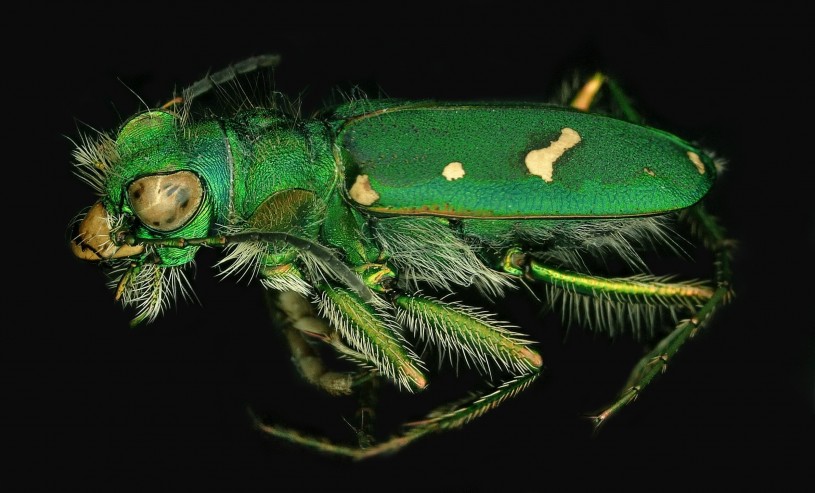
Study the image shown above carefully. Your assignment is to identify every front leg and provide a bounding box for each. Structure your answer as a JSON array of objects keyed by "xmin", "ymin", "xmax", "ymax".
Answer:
[
  {"xmin": 265, "ymin": 289, "xmax": 364, "ymax": 396},
  {"xmin": 255, "ymin": 256, "xmax": 544, "ymax": 458}
]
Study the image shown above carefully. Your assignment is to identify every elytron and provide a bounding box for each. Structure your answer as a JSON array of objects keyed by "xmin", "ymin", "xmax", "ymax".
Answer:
[{"xmin": 69, "ymin": 55, "xmax": 732, "ymax": 458}]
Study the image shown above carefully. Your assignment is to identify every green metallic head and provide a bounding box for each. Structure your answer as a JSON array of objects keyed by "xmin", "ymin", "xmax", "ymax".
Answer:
[{"xmin": 70, "ymin": 110, "xmax": 216, "ymax": 324}]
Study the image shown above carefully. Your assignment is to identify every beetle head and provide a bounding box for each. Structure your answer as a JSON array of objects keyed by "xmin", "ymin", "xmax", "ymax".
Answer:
[{"xmin": 70, "ymin": 110, "xmax": 212, "ymax": 323}]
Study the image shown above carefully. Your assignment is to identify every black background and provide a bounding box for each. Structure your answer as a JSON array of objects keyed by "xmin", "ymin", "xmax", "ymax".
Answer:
[{"xmin": 6, "ymin": 6, "xmax": 813, "ymax": 492}]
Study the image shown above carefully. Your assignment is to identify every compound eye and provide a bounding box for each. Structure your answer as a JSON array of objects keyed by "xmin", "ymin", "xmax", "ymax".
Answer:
[{"xmin": 127, "ymin": 171, "xmax": 203, "ymax": 232}]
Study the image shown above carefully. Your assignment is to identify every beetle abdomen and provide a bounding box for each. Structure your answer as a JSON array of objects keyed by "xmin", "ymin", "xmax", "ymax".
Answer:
[{"xmin": 337, "ymin": 103, "xmax": 715, "ymax": 218}]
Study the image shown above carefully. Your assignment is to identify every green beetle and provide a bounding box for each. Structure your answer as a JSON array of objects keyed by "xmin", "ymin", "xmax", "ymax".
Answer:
[{"xmin": 69, "ymin": 55, "xmax": 732, "ymax": 458}]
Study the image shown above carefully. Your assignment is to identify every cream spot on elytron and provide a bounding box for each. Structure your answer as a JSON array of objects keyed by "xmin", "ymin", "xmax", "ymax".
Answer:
[
  {"xmin": 525, "ymin": 128, "xmax": 581, "ymax": 182},
  {"xmin": 688, "ymin": 151, "xmax": 706, "ymax": 174},
  {"xmin": 349, "ymin": 174, "xmax": 380, "ymax": 205},
  {"xmin": 643, "ymin": 167, "xmax": 656, "ymax": 177},
  {"xmin": 442, "ymin": 161, "xmax": 465, "ymax": 181}
]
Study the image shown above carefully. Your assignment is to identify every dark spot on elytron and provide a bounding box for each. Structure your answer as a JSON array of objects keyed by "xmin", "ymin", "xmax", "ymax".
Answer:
[
  {"xmin": 180, "ymin": 199, "xmax": 189, "ymax": 209},
  {"xmin": 165, "ymin": 214, "xmax": 177, "ymax": 224},
  {"xmin": 152, "ymin": 221, "xmax": 160, "ymax": 226}
]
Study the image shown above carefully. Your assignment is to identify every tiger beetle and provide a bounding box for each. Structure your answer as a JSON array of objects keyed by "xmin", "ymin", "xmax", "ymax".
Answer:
[{"xmin": 68, "ymin": 54, "xmax": 733, "ymax": 459}]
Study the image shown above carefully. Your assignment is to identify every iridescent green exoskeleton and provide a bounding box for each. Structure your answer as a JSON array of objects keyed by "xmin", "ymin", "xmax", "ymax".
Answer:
[{"xmin": 69, "ymin": 55, "xmax": 733, "ymax": 459}]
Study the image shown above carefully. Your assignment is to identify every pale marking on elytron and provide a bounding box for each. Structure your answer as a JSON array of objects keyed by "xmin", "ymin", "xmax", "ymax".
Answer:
[
  {"xmin": 525, "ymin": 128, "xmax": 582, "ymax": 182},
  {"xmin": 442, "ymin": 161, "xmax": 465, "ymax": 181},
  {"xmin": 643, "ymin": 167, "xmax": 656, "ymax": 177},
  {"xmin": 349, "ymin": 174, "xmax": 380, "ymax": 206},
  {"xmin": 687, "ymin": 151, "xmax": 706, "ymax": 174}
]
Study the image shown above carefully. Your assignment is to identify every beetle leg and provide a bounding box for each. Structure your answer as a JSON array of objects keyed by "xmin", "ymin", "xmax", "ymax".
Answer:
[
  {"xmin": 265, "ymin": 289, "xmax": 371, "ymax": 396},
  {"xmin": 568, "ymin": 71, "xmax": 644, "ymax": 124},
  {"xmin": 501, "ymin": 247, "xmax": 715, "ymax": 336},
  {"xmin": 499, "ymin": 202, "xmax": 733, "ymax": 428},
  {"xmin": 591, "ymin": 203, "xmax": 733, "ymax": 425},
  {"xmin": 585, "ymin": 314, "xmax": 714, "ymax": 429},
  {"xmin": 251, "ymin": 371, "xmax": 540, "ymax": 459},
  {"xmin": 569, "ymin": 72, "xmax": 606, "ymax": 111},
  {"xmin": 588, "ymin": 203, "xmax": 734, "ymax": 427},
  {"xmin": 256, "ymin": 260, "xmax": 544, "ymax": 458},
  {"xmin": 394, "ymin": 293, "xmax": 542, "ymax": 376},
  {"xmin": 316, "ymin": 282, "xmax": 428, "ymax": 391},
  {"xmin": 356, "ymin": 260, "xmax": 542, "ymax": 377},
  {"xmin": 252, "ymin": 279, "xmax": 429, "ymax": 457}
]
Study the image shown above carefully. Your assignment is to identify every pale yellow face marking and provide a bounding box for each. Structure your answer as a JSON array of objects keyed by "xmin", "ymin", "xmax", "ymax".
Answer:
[
  {"xmin": 688, "ymin": 151, "xmax": 706, "ymax": 174},
  {"xmin": 70, "ymin": 202, "xmax": 144, "ymax": 261},
  {"xmin": 525, "ymin": 128, "xmax": 582, "ymax": 182},
  {"xmin": 442, "ymin": 161, "xmax": 465, "ymax": 181},
  {"xmin": 349, "ymin": 174, "xmax": 380, "ymax": 206}
]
